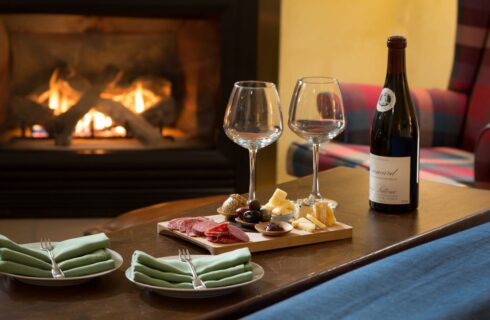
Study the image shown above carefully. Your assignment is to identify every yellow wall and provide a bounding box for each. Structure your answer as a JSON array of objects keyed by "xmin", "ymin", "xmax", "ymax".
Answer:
[{"xmin": 277, "ymin": 0, "xmax": 457, "ymax": 183}]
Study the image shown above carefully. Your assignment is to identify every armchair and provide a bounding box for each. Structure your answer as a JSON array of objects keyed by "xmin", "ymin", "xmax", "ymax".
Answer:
[{"xmin": 287, "ymin": 0, "xmax": 490, "ymax": 186}]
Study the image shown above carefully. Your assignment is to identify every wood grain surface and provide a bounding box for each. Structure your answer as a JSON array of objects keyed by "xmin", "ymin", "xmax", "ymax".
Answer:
[{"xmin": 1, "ymin": 167, "xmax": 489, "ymax": 320}]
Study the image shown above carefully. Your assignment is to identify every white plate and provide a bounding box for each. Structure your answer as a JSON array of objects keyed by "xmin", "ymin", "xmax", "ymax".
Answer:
[
  {"xmin": 0, "ymin": 248, "xmax": 123, "ymax": 286},
  {"xmin": 126, "ymin": 255, "xmax": 264, "ymax": 298}
]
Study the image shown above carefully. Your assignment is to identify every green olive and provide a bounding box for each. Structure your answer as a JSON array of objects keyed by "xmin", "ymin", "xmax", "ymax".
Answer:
[{"xmin": 260, "ymin": 209, "xmax": 272, "ymax": 222}]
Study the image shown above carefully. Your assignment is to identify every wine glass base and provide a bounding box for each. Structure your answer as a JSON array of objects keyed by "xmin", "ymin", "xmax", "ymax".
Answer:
[
  {"xmin": 323, "ymin": 199, "xmax": 338, "ymax": 209},
  {"xmin": 304, "ymin": 196, "xmax": 338, "ymax": 209}
]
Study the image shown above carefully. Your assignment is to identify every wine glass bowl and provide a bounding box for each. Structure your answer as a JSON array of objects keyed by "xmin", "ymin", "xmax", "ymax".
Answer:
[
  {"xmin": 224, "ymin": 81, "xmax": 283, "ymax": 202},
  {"xmin": 288, "ymin": 77, "xmax": 345, "ymax": 206}
]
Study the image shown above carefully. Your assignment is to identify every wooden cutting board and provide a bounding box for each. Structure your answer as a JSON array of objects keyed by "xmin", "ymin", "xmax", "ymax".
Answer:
[{"xmin": 157, "ymin": 215, "xmax": 352, "ymax": 255}]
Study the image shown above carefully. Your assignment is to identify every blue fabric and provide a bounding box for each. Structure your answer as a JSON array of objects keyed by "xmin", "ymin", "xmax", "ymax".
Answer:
[{"xmin": 244, "ymin": 222, "xmax": 490, "ymax": 320}]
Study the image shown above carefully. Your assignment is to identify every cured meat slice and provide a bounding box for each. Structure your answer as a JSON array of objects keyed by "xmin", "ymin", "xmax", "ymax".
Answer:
[
  {"xmin": 183, "ymin": 217, "xmax": 209, "ymax": 235},
  {"xmin": 227, "ymin": 224, "xmax": 249, "ymax": 242},
  {"xmin": 176, "ymin": 217, "xmax": 207, "ymax": 233},
  {"xmin": 167, "ymin": 217, "xmax": 184, "ymax": 231},
  {"xmin": 192, "ymin": 220, "xmax": 219, "ymax": 237},
  {"xmin": 205, "ymin": 222, "xmax": 249, "ymax": 243},
  {"xmin": 204, "ymin": 222, "xmax": 230, "ymax": 237},
  {"xmin": 168, "ymin": 218, "xmax": 249, "ymax": 243},
  {"xmin": 206, "ymin": 236, "xmax": 241, "ymax": 243},
  {"xmin": 167, "ymin": 217, "xmax": 211, "ymax": 236}
]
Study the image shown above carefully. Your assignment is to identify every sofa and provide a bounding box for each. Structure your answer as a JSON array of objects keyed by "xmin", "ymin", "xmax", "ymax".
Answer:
[
  {"xmin": 287, "ymin": 0, "xmax": 490, "ymax": 187},
  {"xmin": 244, "ymin": 221, "xmax": 490, "ymax": 319}
]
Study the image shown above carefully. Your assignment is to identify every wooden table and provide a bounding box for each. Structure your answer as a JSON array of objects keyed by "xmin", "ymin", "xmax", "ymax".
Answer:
[{"xmin": 2, "ymin": 167, "xmax": 490, "ymax": 319}]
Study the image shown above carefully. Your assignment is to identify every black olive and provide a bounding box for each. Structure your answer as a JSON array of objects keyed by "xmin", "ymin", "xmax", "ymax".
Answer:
[
  {"xmin": 235, "ymin": 206, "xmax": 249, "ymax": 219},
  {"xmin": 243, "ymin": 210, "xmax": 262, "ymax": 223},
  {"xmin": 248, "ymin": 199, "xmax": 261, "ymax": 211}
]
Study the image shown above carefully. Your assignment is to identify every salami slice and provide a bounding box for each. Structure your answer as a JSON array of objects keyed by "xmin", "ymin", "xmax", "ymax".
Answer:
[
  {"xmin": 227, "ymin": 224, "xmax": 249, "ymax": 242},
  {"xmin": 192, "ymin": 220, "xmax": 218, "ymax": 236},
  {"xmin": 206, "ymin": 236, "xmax": 240, "ymax": 243},
  {"xmin": 204, "ymin": 222, "xmax": 230, "ymax": 237}
]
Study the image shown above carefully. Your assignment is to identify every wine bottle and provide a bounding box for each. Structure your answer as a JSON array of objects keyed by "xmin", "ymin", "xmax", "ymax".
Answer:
[{"xmin": 369, "ymin": 35, "xmax": 420, "ymax": 213}]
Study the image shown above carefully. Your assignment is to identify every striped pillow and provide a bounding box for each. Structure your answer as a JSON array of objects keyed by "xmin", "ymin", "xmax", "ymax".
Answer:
[
  {"xmin": 449, "ymin": 0, "xmax": 489, "ymax": 94},
  {"xmin": 339, "ymin": 83, "xmax": 466, "ymax": 148}
]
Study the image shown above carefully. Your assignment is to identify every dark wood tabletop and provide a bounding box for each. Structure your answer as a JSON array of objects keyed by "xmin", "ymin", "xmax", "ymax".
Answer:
[{"xmin": 2, "ymin": 167, "xmax": 490, "ymax": 320}]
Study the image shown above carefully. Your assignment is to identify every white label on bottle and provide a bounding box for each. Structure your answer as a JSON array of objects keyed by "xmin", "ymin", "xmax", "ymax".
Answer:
[
  {"xmin": 369, "ymin": 154, "xmax": 410, "ymax": 205},
  {"xmin": 376, "ymin": 88, "xmax": 396, "ymax": 112}
]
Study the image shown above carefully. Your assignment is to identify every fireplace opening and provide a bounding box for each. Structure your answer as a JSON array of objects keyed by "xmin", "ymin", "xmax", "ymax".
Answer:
[
  {"xmin": 1, "ymin": 14, "xmax": 221, "ymax": 150},
  {"xmin": 0, "ymin": 0, "xmax": 280, "ymax": 218}
]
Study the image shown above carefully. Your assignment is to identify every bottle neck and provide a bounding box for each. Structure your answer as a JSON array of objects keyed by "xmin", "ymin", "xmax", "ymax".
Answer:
[{"xmin": 386, "ymin": 48, "xmax": 406, "ymax": 75}]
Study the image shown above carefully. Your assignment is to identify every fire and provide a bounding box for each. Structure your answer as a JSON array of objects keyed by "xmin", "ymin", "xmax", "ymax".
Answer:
[
  {"xmin": 48, "ymin": 69, "xmax": 60, "ymax": 112},
  {"xmin": 32, "ymin": 70, "xmax": 166, "ymax": 138},
  {"xmin": 134, "ymin": 82, "xmax": 145, "ymax": 113}
]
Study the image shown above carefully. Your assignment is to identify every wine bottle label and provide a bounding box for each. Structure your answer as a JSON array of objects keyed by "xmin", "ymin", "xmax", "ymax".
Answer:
[
  {"xmin": 369, "ymin": 154, "xmax": 410, "ymax": 205},
  {"xmin": 376, "ymin": 88, "xmax": 396, "ymax": 112}
]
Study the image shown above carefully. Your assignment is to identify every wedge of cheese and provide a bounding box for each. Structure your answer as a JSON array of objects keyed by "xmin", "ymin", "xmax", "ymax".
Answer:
[
  {"xmin": 293, "ymin": 201, "xmax": 313, "ymax": 219},
  {"xmin": 306, "ymin": 213, "xmax": 326, "ymax": 229},
  {"xmin": 264, "ymin": 188, "xmax": 294, "ymax": 216},
  {"xmin": 266, "ymin": 188, "xmax": 288, "ymax": 207},
  {"xmin": 292, "ymin": 217, "xmax": 317, "ymax": 232},
  {"xmin": 271, "ymin": 200, "xmax": 294, "ymax": 216},
  {"xmin": 313, "ymin": 200, "xmax": 337, "ymax": 226}
]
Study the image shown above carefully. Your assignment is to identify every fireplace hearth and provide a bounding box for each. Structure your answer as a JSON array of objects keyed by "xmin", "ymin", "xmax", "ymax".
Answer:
[{"xmin": 0, "ymin": 0, "xmax": 280, "ymax": 217}]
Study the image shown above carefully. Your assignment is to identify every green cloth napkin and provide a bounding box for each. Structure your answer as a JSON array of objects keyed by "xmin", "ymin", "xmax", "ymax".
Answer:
[
  {"xmin": 0, "ymin": 233, "xmax": 110, "ymax": 263},
  {"xmin": 0, "ymin": 233, "xmax": 115, "ymax": 278},
  {"xmin": 129, "ymin": 248, "xmax": 254, "ymax": 288}
]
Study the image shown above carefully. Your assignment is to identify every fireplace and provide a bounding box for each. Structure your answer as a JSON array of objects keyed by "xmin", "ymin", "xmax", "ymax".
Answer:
[{"xmin": 0, "ymin": 0, "xmax": 280, "ymax": 217}]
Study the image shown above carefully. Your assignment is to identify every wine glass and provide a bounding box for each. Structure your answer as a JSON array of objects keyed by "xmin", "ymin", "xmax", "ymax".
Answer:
[
  {"xmin": 288, "ymin": 77, "xmax": 345, "ymax": 207},
  {"xmin": 224, "ymin": 81, "xmax": 283, "ymax": 202}
]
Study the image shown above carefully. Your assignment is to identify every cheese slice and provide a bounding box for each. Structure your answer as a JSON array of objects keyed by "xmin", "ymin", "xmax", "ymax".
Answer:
[
  {"xmin": 314, "ymin": 200, "xmax": 337, "ymax": 226},
  {"xmin": 292, "ymin": 217, "xmax": 317, "ymax": 232},
  {"xmin": 294, "ymin": 202, "xmax": 313, "ymax": 219},
  {"xmin": 264, "ymin": 189, "xmax": 294, "ymax": 216},
  {"xmin": 306, "ymin": 213, "xmax": 326, "ymax": 229},
  {"xmin": 266, "ymin": 188, "xmax": 288, "ymax": 207}
]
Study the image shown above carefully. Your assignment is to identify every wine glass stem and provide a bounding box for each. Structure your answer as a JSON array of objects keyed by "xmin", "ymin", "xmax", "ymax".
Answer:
[
  {"xmin": 310, "ymin": 143, "xmax": 322, "ymax": 202},
  {"xmin": 248, "ymin": 148, "xmax": 257, "ymax": 202}
]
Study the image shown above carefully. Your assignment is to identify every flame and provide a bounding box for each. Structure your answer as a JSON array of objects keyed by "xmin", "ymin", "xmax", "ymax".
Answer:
[
  {"xmin": 32, "ymin": 70, "xmax": 168, "ymax": 139},
  {"xmin": 134, "ymin": 82, "xmax": 145, "ymax": 113},
  {"xmin": 48, "ymin": 69, "xmax": 60, "ymax": 112}
]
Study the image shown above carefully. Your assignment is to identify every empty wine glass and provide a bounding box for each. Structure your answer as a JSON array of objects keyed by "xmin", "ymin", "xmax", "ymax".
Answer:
[
  {"xmin": 224, "ymin": 81, "xmax": 283, "ymax": 202},
  {"xmin": 223, "ymin": 81, "xmax": 283, "ymax": 201},
  {"xmin": 288, "ymin": 77, "xmax": 345, "ymax": 207}
]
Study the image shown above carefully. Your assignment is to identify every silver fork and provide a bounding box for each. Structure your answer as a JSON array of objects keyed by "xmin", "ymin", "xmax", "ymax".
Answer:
[
  {"xmin": 178, "ymin": 248, "xmax": 206, "ymax": 290},
  {"xmin": 40, "ymin": 238, "xmax": 65, "ymax": 279}
]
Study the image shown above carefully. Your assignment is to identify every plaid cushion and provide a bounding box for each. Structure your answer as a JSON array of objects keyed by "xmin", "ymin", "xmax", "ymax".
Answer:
[
  {"xmin": 448, "ymin": 0, "xmax": 490, "ymax": 151},
  {"xmin": 475, "ymin": 125, "xmax": 490, "ymax": 182},
  {"xmin": 449, "ymin": 0, "xmax": 489, "ymax": 94},
  {"xmin": 449, "ymin": 0, "xmax": 490, "ymax": 94},
  {"xmin": 462, "ymin": 34, "xmax": 490, "ymax": 151},
  {"xmin": 339, "ymin": 83, "xmax": 466, "ymax": 148},
  {"xmin": 287, "ymin": 142, "xmax": 475, "ymax": 186}
]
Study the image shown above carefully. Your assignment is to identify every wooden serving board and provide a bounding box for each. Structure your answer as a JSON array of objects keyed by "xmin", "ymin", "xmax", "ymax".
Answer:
[{"xmin": 157, "ymin": 215, "xmax": 353, "ymax": 255}]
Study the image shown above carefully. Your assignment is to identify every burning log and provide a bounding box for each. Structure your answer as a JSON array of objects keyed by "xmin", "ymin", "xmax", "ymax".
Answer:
[
  {"xmin": 95, "ymin": 99, "xmax": 163, "ymax": 146},
  {"xmin": 8, "ymin": 96, "xmax": 54, "ymax": 127},
  {"xmin": 43, "ymin": 66, "xmax": 122, "ymax": 146},
  {"xmin": 10, "ymin": 64, "xmax": 178, "ymax": 146},
  {"xmin": 141, "ymin": 96, "xmax": 178, "ymax": 128}
]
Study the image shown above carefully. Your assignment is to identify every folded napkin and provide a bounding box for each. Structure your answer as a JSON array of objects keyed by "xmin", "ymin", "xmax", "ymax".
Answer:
[
  {"xmin": 0, "ymin": 233, "xmax": 115, "ymax": 278},
  {"xmin": 129, "ymin": 248, "xmax": 254, "ymax": 289}
]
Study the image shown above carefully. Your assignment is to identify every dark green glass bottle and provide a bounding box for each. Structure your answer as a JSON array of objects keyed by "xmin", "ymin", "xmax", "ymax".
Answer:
[{"xmin": 369, "ymin": 35, "xmax": 420, "ymax": 213}]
